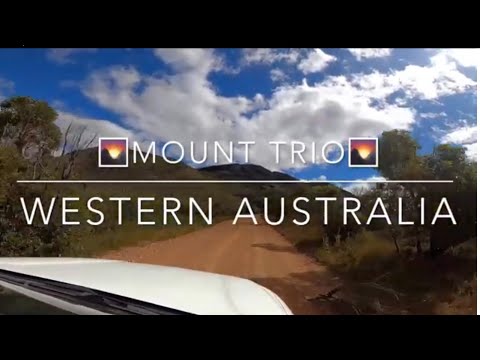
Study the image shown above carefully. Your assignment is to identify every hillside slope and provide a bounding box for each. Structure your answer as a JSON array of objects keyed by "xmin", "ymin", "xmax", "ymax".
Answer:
[
  {"xmin": 41, "ymin": 147, "xmax": 353, "ymax": 222},
  {"xmin": 199, "ymin": 164, "xmax": 297, "ymax": 181}
]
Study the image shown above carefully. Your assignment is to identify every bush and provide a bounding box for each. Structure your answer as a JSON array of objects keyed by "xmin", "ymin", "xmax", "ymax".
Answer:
[
  {"xmin": 0, "ymin": 221, "xmax": 77, "ymax": 257},
  {"xmin": 0, "ymin": 231, "xmax": 44, "ymax": 257},
  {"xmin": 315, "ymin": 230, "xmax": 477, "ymax": 314},
  {"xmin": 317, "ymin": 230, "xmax": 396, "ymax": 278}
]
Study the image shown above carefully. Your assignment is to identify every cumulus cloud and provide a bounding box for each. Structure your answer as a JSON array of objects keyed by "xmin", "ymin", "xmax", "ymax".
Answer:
[
  {"xmin": 298, "ymin": 49, "xmax": 336, "ymax": 74},
  {"xmin": 348, "ymin": 53, "xmax": 476, "ymax": 101},
  {"xmin": 440, "ymin": 124, "xmax": 477, "ymax": 160},
  {"xmin": 154, "ymin": 48, "xmax": 225, "ymax": 75},
  {"xmin": 56, "ymin": 111, "xmax": 135, "ymax": 141},
  {"xmin": 464, "ymin": 143, "xmax": 477, "ymax": 160},
  {"xmin": 46, "ymin": 49, "xmax": 98, "ymax": 64},
  {"xmin": 270, "ymin": 68, "xmax": 288, "ymax": 82},
  {"xmin": 242, "ymin": 48, "xmax": 301, "ymax": 65},
  {"xmin": 432, "ymin": 49, "xmax": 479, "ymax": 68},
  {"xmin": 81, "ymin": 67, "xmax": 415, "ymax": 170},
  {"xmin": 71, "ymin": 48, "xmax": 475, "ymax": 171},
  {"xmin": 441, "ymin": 125, "xmax": 477, "ymax": 145},
  {"xmin": 54, "ymin": 111, "xmax": 159, "ymax": 156},
  {"xmin": 347, "ymin": 48, "xmax": 393, "ymax": 61}
]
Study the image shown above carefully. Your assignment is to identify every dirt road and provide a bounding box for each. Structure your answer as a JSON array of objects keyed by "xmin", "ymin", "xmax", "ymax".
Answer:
[{"xmin": 101, "ymin": 219, "xmax": 339, "ymax": 314}]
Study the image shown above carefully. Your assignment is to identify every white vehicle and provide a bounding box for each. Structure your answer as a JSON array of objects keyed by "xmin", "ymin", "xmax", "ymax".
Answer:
[{"xmin": 0, "ymin": 258, "xmax": 293, "ymax": 315}]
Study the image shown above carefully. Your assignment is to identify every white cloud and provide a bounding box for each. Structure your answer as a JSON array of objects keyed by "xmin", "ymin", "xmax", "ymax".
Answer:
[
  {"xmin": 242, "ymin": 49, "xmax": 301, "ymax": 65},
  {"xmin": 298, "ymin": 49, "xmax": 336, "ymax": 74},
  {"xmin": 46, "ymin": 49, "xmax": 98, "ymax": 64},
  {"xmin": 348, "ymin": 54, "xmax": 476, "ymax": 101},
  {"xmin": 76, "ymin": 48, "xmax": 475, "ymax": 171},
  {"xmin": 311, "ymin": 175, "xmax": 327, "ymax": 181},
  {"xmin": 154, "ymin": 48, "xmax": 224, "ymax": 75},
  {"xmin": 432, "ymin": 49, "xmax": 479, "ymax": 68},
  {"xmin": 440, "ymin": 124, "xmax": 477, "ymax": 161},
  {"xmin": 464, "ymin": 143, "xmax": 477, "ymax": 160},
  {"xmin": 441, "ymin": 125, "xmax": 477, "ymax": 144},
  {"xmin": 270, "ymin": 68, "xmax": 288, "ymax": 82},
  {"xmin": 56, "ymin": 112, "xmax": 134, "ymax": 143},
  {"xmin": 0, "ymin": 78, "xmax": 14, "ymax": 101},
  {"xmin": 347, "ymin": 48, "xmax": 392, "ymax": 61},
  {"xmin": 343, "ymin": 176, "xmax": 387, "ymax": 194},
  {"xmin": 81, "ymin": 65, "xmax": 415, "ymax": 170},
  {"xmin": 54, "ymin": 111, "xmax": 162, "ymax": 156},
  {"xmin": 419, "ymin": 111, "xmax": 447, "ymax": 119}
]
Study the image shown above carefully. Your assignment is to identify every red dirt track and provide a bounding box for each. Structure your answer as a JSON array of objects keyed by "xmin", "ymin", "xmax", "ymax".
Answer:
[{"xmin": 101, "ymin": 218, "xmax": 338, "ymax": 314}]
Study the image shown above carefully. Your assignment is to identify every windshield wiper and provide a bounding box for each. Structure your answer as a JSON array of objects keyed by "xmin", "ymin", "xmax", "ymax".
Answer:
[{"xmin": 0, "ymin": 269, "xmax": 192, "ymax": 315}]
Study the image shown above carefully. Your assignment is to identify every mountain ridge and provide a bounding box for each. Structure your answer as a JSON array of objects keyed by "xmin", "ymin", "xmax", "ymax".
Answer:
[
  {"xmin": 199, "ymin": 163, "xmax": 298, "ymax": 181},
  {"xmin": 55, "ymin": 147, "xmax": 353, "ymax": 197}
]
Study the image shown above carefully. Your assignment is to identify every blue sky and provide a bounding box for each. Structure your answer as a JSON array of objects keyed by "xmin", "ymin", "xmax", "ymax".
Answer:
[{"xmin": 0, "ymin": 48, "xmax": 477, "ymax": 189}]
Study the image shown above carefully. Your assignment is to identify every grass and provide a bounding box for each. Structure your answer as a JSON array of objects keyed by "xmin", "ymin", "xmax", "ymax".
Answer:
[
  {"xmin": 317, "ymin": 231, "xmax": 396, "ymax": 277},
  {"xmin": 312, "ymin": 230, "xmax": 477, "ymax": 314},
  {"xmin": 65, "ymin": 215, "xmax": 231, "ymax": 257},
  {"xmin": 276, "ymin": 219, "xmax": 326, "ymax": 250}
]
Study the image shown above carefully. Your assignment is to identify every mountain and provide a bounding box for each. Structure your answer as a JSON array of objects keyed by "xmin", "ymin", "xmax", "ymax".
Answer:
[
  {"xmin": 199, "ymin": 164, "xmax": 297, "ymax": 181},
  {"xmin": 62, "ymin": 147, "xmax": 206, "ymax": 181},
  {"xmin": 59, "ymin": 147, "xmax": 354, "ymax": 195},
  {"xmin": 198, "ymin": 163, "xmax": 354, "ymax": 202},
  {"xmin": 48, "ymin": 147, "xmax": 353, "ymax": 217}
]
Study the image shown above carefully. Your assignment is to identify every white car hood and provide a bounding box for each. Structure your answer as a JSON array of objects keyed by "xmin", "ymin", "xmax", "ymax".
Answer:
[{"xmin": 0, "ymin": 258, "xmax": 292, "ymax": 315}]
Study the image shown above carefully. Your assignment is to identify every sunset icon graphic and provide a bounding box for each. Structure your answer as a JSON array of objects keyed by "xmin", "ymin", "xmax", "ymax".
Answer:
[
  {"xmin": 98, "ymin": 138, "xmax": 129, "ymax": 168},
  {"xmin": 349, "ymin": 138, "xmax": 378, "ymax": 167}
]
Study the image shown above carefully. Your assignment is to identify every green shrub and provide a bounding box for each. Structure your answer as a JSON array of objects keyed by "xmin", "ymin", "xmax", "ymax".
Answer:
[{"xmin": 317, "ymin": 230, "xmax": 396, "ymax": 276}]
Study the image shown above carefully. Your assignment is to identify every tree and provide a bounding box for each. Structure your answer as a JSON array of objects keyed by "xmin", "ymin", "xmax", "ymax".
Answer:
[
  {"xmin": 57, "ymin": 123, "xmax": 96, "ymax": 180},
  {"xmin": 0, "ymin": 97, "xmax": 77, "ymax": 256},
  {"xmin": 378, "ymin": 129, "xmax": 424, "ymax": 181},
  {"xmin": 377, "ymin": 130, "xmax": 428, "ymax": 254},
  {"xmin": 423, "ymin": 144, "xmax": 477, "ymax": 255},
  {"xmin": 377, "ymin": 130, "xmax": 477, "ymax": 256},
  {"xmin": 363, "ymin": 184, "xmax": 406, "ymax": 254},
  {"xmin": 0, "ymin": 96, "xmax": 61, "ymax": 156},
  {"xmin": 0, "ymin": 96, "xmax": 61, "ymax": 180},
  {"xmin": 0, "ymin": 145, "xmax": 27, "ymax": 211}
]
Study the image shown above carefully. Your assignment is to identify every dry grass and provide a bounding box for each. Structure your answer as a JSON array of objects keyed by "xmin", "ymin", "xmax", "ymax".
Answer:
[
  {"xmin": 434, "ymin": 275, "xmax": 476, "ymax": 315},
  {"xmin": 276, "ymin": 220, "xmax": 325, "ymax": 250},
  {"xmin": 317, "ymin": 231, "xmax": 396, "ymax": 276},
  {"xmin": 65, "ymin": 216, "xmax": 230, "ymax": 257},
  {"xmin": 312, "ymin": 231, "xmax": 477, "ymax": 314}
]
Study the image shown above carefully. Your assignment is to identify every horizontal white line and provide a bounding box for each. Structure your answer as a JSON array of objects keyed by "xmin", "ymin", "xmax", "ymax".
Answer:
[{"xmin": 16, "ymin": 180, "xmax": 454, "ymax": 184}]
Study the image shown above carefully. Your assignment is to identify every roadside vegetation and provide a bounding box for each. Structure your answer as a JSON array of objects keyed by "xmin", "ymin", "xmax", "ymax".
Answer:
[
  {"xmin": 277, "ymin": 130, "xmax": 477, "ymax": 314},
  {"xmin": 0, "ymin": 96, "xmax": 236, "ymax": 257},
  {"xmin": 313, "ymin": 231, "xmax": 476, "ymax": 314}
]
